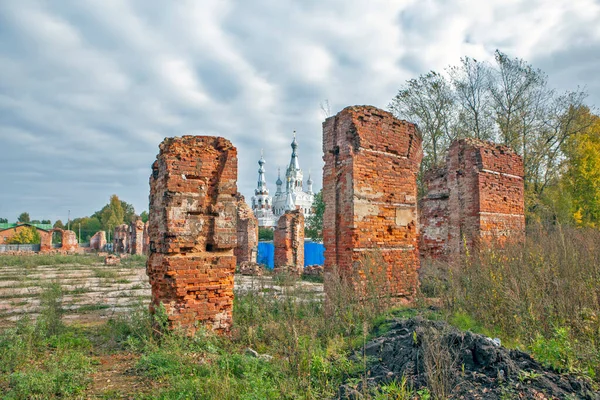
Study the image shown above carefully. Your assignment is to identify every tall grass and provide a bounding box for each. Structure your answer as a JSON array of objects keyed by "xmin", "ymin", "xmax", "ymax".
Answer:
[{"xmin": 443, "ymin": 226, "xmax": 600, "ymax": 378}]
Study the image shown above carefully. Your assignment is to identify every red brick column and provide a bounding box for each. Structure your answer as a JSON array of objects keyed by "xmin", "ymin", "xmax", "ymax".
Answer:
[
  {"xmin": 274, "ymin": 210, "xmax": 304, "ymax": 274},
  {"xmin": 61, "ymin": 230, "xmax": 78, "ymax": 252},
  {"xmin": 143, "ymin": 222, "xmax": 149, "ymax": 255},
  {"xmin": 446, "ymin": 139, "xmax": 525, "ymax": 254},
  {"xmin": 146, "ymin": 136, "xmax": 238, "ymax": 335},
  {"xmin": 90, "ymin": 231, "xmax": 107, "ymax": 250},
  {"xmin": 322, "ymin": 105, "xmax": 423, "ymax": 300},
  {"xmin": 130, "ymin": 219, "xmax": 144, "ymax": 255},
  {"xmin": 235, "ymin": 196, "xmax": 258, "ymax": 265}
]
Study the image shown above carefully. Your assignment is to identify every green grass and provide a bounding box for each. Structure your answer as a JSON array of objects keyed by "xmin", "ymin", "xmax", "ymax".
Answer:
[
  {"xmin": 0, "ymin": 254, "xmax": 104, "ymax": 268},
  {"xmin": 93, "ymin": 268, "xmax": 119, "ymax": 279}
]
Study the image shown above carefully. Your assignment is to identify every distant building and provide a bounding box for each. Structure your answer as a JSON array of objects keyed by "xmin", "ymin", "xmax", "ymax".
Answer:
[
  {"xmin": 0, "ymin": 222, "xmax": 52, "ymax": 244},
  {"xmin": 251, "ymin": 133, "xmax": 314, "ymax": 227}
]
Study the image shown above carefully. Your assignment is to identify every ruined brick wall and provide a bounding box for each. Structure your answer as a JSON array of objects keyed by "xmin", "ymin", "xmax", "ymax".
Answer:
[
  {"xmin": 419, "ymin": 167, "xmax": 450, "ymax": 258},
  {"xmin": 273, "ymin": 209, "xmax": 304, "ymax": 274},
  {"xmin": 235, "ymin": 196, "xmax": 258, "ymax": 265},
  {"xmin": 419, "ymin": 138, "xmax": 525, "ymax": 257},
  {"xmin": 90, "ymin": 231, "xmax": 107, "ymax": 250},
  {"xmin": 113, "ymin": 225, "xmax": 128, "ymax": 253},
  {"xmin": 61, "ymin": 230, "xmax": 78, "ymax": 252},
  {"xmin": 447, "ymin": 138, "xmax": 525, "ymax": 253},
  {"xmin": 146, "ymin": 136, "xmax": 237, "ymax": 335},
  {"xmin": 322, "ymin": 105, "xmax": 423, "ymax": 300},
  {"xmin": 130, "ymin": 219, "xmax": 144, "ymax": 255}
]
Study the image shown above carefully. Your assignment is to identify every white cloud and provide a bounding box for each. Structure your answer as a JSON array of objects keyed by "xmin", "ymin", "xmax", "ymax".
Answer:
[{"xmin": 0, "ymin": 0, "xmax": 598, "ymax": 222}]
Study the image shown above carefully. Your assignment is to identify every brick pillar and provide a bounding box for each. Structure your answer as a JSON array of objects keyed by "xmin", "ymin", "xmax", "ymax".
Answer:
[
  {"xmin": 273, "ymin": 209, "xmax": 304, "ymax": 274},
  {"xmin": 90, "ymin": 231, "xmax": 107, "ymax": 251},
  {"xmin": 446, "ymin": 139, "xmax": 525, "ymax": 254},
  {"xmin": 146, "ymin": 136, "xmax": 238, "ymax": 335},
  {"xmin": 143, "ymin": 221, "xmax": 149, "ymax": 255},
  {"xmin": 130, "ymin": 219, "xmax": 144, "ymax": 255},
  {"xmin": 40, "ymin": 230, "xmax": 54, "ymax": 252},
  {"xmin": 235, "ymin": 195, "xmax": 258, "ymax": 265},
  {"xmin": 322, "ymin": 105, "xmax": 422, "ymax": 300},
  {"xmin": 419, "ymin": 167, "xmax": 450, "ymax": 259},
  {"xmin": 61, "ymin": 230, "xmax": 78, "ymax": 252}
]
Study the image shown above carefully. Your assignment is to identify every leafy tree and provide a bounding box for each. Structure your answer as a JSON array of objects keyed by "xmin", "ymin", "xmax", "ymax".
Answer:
[
  {"xmin": 53, "ymin": 220, "xmax": 65, "ymax": 230},
  {"xmin": 258, "ymin": 227, "xmax": 274, "ymax": 241},
  {"xmin": 71, "ymin": 216, "xmax": 102, "ymax": 242},
  {"xmin": 100, "ymin": 195, "xmax": 125, "ymax": 231},
  {"xmin": 121, "ymin": 201, "xmax": 136, "ymax": 224},
  {"xmin": 7, "ymin": 226, "xmax": 41, "ymax": 244},
  {"xmin": 0, "ymin": 218, "xmax": 7, "ymax": 223},
  {"xmin": 562, "ymin": 109, "xmax": 600, "ymax": 227},
  {"xmin": 31, "ymin": 220, "xmax": 41, "ymax": 224},
  {"xmin": 41, "ymin": 220, "xmax": 51, "ymax": 225},
  {"xmin": 140, "ymin": 211, "xmax": 149, "ymax": 223},
  {"xmin": 17, "ymin": 212, "xmax": 30, "ymax": 223},
  {"xmin": 305, "ymin": 190, "xmax": 324, "ymax": 240}
]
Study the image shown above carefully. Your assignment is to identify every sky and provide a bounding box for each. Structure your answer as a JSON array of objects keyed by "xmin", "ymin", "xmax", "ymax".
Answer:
[{"xmin": 1, "ymin": 0, "xmax": 599, "ymax": 223}]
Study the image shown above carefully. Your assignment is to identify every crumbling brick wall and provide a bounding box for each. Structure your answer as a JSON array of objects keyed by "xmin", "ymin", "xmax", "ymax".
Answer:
[
  {"xmin": 419, "ymin": 138, "xmax": 525, "ymax": 257},
  {"xmin": 90, "ymin": 231, "xmax": 107, "ymax": 251},
  {"xmin": 146, "ymin": 135, "xmax": 238, "ymax": 335},
  {"xmin": 273, "ymin": 209, "xmax": 304, "ymax": 274},
  {"xmin": 235, "ymin": 195, "xmax": 258, "ymax": 265},
  {"xmin": 113, "ymin": 224, "xmax": 128, "ymax": 253},
  {"xmin": 322, "ymin": 105, "xmax": 423, "ymax": 300},
  {"xmin": 61, "ymin": 230, "xmax": 78, "ymax": 252},
  {"xmin": 130, "ymin": 219, "xmax": 145, "ymax": 255}
]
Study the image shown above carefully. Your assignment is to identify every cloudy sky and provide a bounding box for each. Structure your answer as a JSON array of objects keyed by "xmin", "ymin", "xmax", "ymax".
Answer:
[{"xmin": 1, "ymin": 0, "xmax": 599, "ymax": 222}]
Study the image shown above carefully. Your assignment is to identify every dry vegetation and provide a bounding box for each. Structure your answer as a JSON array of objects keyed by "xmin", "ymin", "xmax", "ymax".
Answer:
[{"xmin": 0, "ymin": 227, "xmax": 598, "ymax": 399}]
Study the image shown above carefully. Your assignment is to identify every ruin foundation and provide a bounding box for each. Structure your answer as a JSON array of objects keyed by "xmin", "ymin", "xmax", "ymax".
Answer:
[
  {"xmin": 322, "ymin": 105, "xmax": 423, "ymax": 300},
  {"xmin": 146, "ymin": 136, "xmax": 238, "ymax": 335},
  {"xmin": 273, "ymin": 209, "xmax": 304, "ymax": 274},
  {"xmin": 419, "ymin": 138, "xmax": 525, "ymax": 258}
]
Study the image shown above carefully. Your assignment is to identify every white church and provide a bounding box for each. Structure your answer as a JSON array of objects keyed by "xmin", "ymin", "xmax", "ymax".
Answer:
[{"xmin": 251, "ymin": 134, "xmax": 315, "ymax": 227}]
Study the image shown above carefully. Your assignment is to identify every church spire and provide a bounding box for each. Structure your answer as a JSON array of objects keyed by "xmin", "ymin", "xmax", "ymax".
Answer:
[
  {"xmin": 286, "ymin": 131, "xmax": 303, "ymax": 192},
  {"xmin": 255, "ymin": 151, "xmax": 268, "ymax": 196}
]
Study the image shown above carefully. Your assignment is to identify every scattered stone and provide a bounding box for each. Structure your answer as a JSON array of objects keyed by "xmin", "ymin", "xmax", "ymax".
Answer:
[
  {"xmin": 239, "ymin": 262, "xmax": 264, "ymax": 276},
  {"xmin": 303, "ymin": 265, "xmax": 323, "ymax": 277},
  {"xmin": 104, "ymin": 255, "xmax": 121, "ymax": 265}
]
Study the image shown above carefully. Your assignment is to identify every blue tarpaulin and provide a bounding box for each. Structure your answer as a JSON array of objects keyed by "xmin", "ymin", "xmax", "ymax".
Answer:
[{"xmin": 257, "ymin": 241, "xmax": 324, "ymax": 269}]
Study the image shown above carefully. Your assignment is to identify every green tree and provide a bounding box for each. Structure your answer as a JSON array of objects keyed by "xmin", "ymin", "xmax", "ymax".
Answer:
[
  {"xmin": 305, "ymin": 190, "xmax": 324, "ymax": 240},
  {"xmin": 31, "ymin": 220, "xmax": 41, "ymax": 224},
  {"xmin": 17, "ymin": 212, "xmax": 30, "ymax": 223},
  {"xmin": 140, "ymin": 211, "xmax": 149, "ymax": 223},
  {"xmin": 41, "ymin": 219, "xmax": 51, "ymax": 225},
  {"xmin": 0, "ymin": 218, "xmax": 7, "ymax": 223},
  {"xmin": 53, "ymin": 220, "xmax": 65, "ymax": 230},
  {"xmin": 258, "ymin": 227, "xmax": 274, "ymax": 241},
  {"xmin": 7, "ymin": 226, "xmax": 41, "ymax": 244},
  {"xmin": 100, "ymin": 195, "xmax": 125, "ymax": 231}
]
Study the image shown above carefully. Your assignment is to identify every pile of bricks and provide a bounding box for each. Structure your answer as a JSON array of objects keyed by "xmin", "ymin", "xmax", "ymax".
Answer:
[
  {"xmin": 146, "ymin": 136, "xmax": 238, "ymax": 335},
  {"xmin": 322, "ymin": 105, "xmax": 423, "ymax": 301}
]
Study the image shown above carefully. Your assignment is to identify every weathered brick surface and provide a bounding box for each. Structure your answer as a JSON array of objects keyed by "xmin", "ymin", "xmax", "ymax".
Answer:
[
  {"xmin": 130, "ymin": 219, "xmax": 145, "ymax": 255},
  {"xmin": 146, "ymin": 136, "xmax": 237, "ymax": 335},
  {"xmin": 420, "ymin": 138, "xmax": 525, "ymax": 257},
  {"xmin": 322, "ymin": 105, "xmax": 423, "ymax": 300},
  {"xmin": 61, "ymin": 230, "xmax": 78, "ymax": 252},
  {"xmin": 113, "ymin": 225, "xmax": 129, "ymax": 253},
  {"xmin": 143, "ymin": 222, "xmax": 149, "ymax": 255},
  {"xmin": 273, "ymin": 210, "xmax": 304, "ymax": 274},
  {"xmin": 234, "ymin": 195, "xmax": 258, "ymax": 265},
  {"xmin": 40, "ymin": 229, "xmax": 79, "ymax": 253},
  {"xmin": 90, "ymin": 231, "xmax": 107, "ymax": 251}
]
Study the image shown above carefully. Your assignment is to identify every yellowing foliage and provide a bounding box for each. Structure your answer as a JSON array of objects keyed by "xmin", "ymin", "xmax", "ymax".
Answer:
[
  {"xmin": 563, "ymin": 110, "xmax": 600, "ymax": 228},
  {"xmin": 7, "ymin": 226, "xmax": 42, "ymax": 244}
]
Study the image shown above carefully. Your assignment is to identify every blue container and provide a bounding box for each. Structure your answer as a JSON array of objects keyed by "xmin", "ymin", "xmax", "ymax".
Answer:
[{"xmin": 256, "ymin": 241, "xmax": 324, "ymax": 269}]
